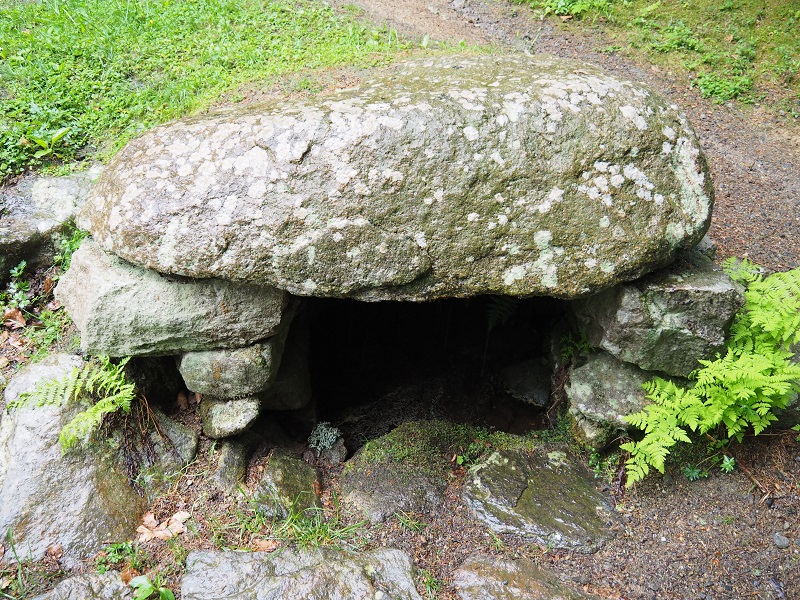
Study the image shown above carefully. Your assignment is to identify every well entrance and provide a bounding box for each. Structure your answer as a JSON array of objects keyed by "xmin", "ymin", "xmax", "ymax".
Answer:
[{"xmin": 303, "ymin": 295, "xmax": 567, "ymax": 450}]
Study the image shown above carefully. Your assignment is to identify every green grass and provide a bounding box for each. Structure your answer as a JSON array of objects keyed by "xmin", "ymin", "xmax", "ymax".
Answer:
[
  {"xmin": 526, "ymin": 0, "xmax": 800, "ymax": 111},
  {"xmin": 0, "ymin": 0, "xmax": 405, "ymax": 179}
]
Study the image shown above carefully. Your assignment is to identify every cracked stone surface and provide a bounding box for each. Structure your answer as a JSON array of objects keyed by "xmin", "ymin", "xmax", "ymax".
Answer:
[{"xmin": 80, "ymin": 54, "xmax": 712, "ymax": 300}]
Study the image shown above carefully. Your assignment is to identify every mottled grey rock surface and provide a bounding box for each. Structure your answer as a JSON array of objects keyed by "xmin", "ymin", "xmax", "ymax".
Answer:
[
  {"xmin": 453, "ymin": 554, "xmax": 597, "ymax": 600},
  {"xmin": 500, "ymin": 358, "xmax": 551, "ymax": 407},
  {"xmin": 0, "ymin": 355, "xmax": 144, "ymax": 568},
  {"xmin": 177, "ymin": 303, "xmax": 294, "ymax": 397},
  {"xmin": 32, "ymin": 572, "xmax": 133, "ymax": 600},
  {"xmin": 463, "ymin": 449, "xmax": 611, "ymax": 553},
  {"xmin": 252, "ymin": 449, "xmax": 320, "ymax": 519},
  {"xmin": 200, "ymin": 395, "xmax": 262, "ymax": 438},
  {"xmin": 572, "ymin": 251, "xmax": 743, "ymax": 376},
  {"xmin": 81, "ymin": 54, "xmax": 712, "ymax": 300},
  {"xmin": 565, "ymin": 351, "xmax": 655, "ymax": 450},
  {"xmin": 182, "ymin": 548, "xmax": 422, "ymax": 600},
  {"xmin": 0, "ymin": 166, "xmax": 102, "ymax": 280},
  {"xmin": 125, "ymin": 407, "xmax": 199, "ymax": 501},
  {"xmin": 342, "ymin": 459, "xmax": 445, "ymax": 524},
  {"xmin": 56, "ymin": 239, "xmax": 287, "ymax": 356}
]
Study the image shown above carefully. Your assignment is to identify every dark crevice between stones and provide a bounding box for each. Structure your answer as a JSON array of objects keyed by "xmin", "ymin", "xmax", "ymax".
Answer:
[{"xmin": 270, "ymin": 295, "xmax": 569, "ymax": 454}]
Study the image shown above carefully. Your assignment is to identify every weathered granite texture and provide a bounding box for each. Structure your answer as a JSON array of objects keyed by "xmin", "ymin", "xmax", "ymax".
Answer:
[
  {"xmin": 571, "ymin": 251, "xmax": 744, "ymax": 376},
  {"xmin": 182, "ymin": 548, "xmax": 422, "ymax": 600},
  {"xmin": 55, "ymin": 239, "xmax": 288, "ymax": 356},
  {"xmin": 0, "ymin": 355, "xmax": 144, "ymax": 568},
  {"xmin": 80, "ymin": 54, "xmax": 712, "ymax": 301}
]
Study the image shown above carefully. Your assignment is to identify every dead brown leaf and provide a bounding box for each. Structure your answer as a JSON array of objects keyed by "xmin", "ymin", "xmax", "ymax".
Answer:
[
  {"xmin": 119, "ymin": 567, "xmax": 138, "ymax": 584},
  {"xmin": 0, "ymin": 543, "xmax": 5, "ymax": 560},
  {"xmin": 46, "ymin": 543, "xmax": 63, "ymax": 561},
  {"xmin": 3, "ymin": 308, "xmax": 26, "ymax": 329},
  {"xmin": 176, "ymin": 390, "xmax": 189, "ymax": 410},
  {"xmin": 560, "ymin": 14, "xmax": 573, "ymax": 20},
  {"xmin": 137, "ymin": 510, "xmax": 191, "ymax": 543},
  {"xmin": 253, "ymin": 539, "xmax": 279, "ymax": 552}
]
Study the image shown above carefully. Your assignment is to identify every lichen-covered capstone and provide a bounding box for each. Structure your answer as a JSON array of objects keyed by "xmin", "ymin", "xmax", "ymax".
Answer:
[
  {"xmin": 55, "ymin": 240, "xmax": 288, "ymax": 356},
  {"xmin": 81, "ymin": 54, "xmax": 712, "ymax": 300}
]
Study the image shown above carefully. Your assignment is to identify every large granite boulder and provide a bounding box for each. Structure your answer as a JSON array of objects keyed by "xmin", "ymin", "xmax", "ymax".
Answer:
[
  {"xmin": 79, "ymin": 54, "xmax": 712, "ymax": 301},
  {"xmin": 55, "ymin": 239, "xmax": 288, "ymax": 356},
  {"xmin": 571, "ymin": 251, "xmax": 744, "ymax": 376},
  {"xmin": 0, "ymin": 166, "xmax": 102, "ymax": 281},
  {"xmin": 0, "ymin": 355, "xmax": 144, "ymax": 568},
  {"xmin": 181, "ymin": 548, "xmax": 422, "ymax": 600},
  {"xmin": 462, "ymin": 449, "xmax": 612, "ymax": 553},
  {"xmin": 31, "ymin": 572, "xmax": 133, "ymax": 600}
]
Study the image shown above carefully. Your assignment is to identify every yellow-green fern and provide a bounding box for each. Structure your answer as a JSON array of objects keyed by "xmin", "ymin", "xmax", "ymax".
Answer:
[
  {"xmin": 12, "ymin": 356, "xmax": 136, "ymax": 451},
  {"xmin": 622, "ymin": 260, "xmax": 800, "ymax": 486}
]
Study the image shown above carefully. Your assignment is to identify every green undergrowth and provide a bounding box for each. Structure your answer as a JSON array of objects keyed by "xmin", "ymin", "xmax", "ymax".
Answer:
[
  {"xmin": 345, "ymin": 420, "xmax": 541, "ymax": 480},
  {"xmin": 525, "ymin": 0, "xmax": 799, "ymax": 111},
  {"xmin": 622, "ymin": 259, "xmax": 800, "ymax": 486},
  {"xmin": 0, "ymin": 0, "xmax": 408, "ymax": 179}
]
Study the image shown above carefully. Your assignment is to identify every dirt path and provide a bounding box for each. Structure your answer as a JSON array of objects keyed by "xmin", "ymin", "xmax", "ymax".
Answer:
[{"xmin": 332, "ymin": 0, "xmax": 800, "ymax": 271}]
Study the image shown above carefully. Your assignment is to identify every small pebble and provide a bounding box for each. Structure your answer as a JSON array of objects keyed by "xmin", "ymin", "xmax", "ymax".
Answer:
[{"xmin": 774, "ymin": 533, "xmax": 790, "ymax": 549}]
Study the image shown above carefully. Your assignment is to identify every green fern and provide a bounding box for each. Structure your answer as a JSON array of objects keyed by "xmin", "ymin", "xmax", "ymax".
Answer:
[
  {"xmin": 13, "ymin": 356, "xmax": 136, "ymax": 451},
  {"xmin": 622, "ymin": 261, "xmax": 800, "ymax": 486},
  {"xmin": 486, "ymin": 296, "xmax": 519, "ymax": 332}
]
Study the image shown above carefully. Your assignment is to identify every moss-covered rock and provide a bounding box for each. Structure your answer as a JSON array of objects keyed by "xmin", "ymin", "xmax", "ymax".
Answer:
[{"xmin": 462, "ymin": 449, "xmax": 612, "ymax": 553}]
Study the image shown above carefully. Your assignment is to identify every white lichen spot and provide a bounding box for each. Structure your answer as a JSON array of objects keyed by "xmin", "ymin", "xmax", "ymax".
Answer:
[
  {"xmin": 496, "ymin": 114, "xmax": 509, "ymax": 126},
  {"xmin": 533, "ymin": 230, "xmax": 559, "ymax": 288},
  {"xmin": 584, "ymin": 258, "xmax": 597, "ymax": 269},
  {"xmin": 599, "ymin": 216, "xmax": 611, "ymax": 228},
  {"xmin": 663, "ymin": 126, "xmax": 676, "ymax": 140},
  {"xmin": 594, "ymin": 161, "xmax": 609, "ymax": 172},
  {"xmin": 666, "ymin": 222, "xmax": 686, "ymax": 245},
  {"xmin": 347, "ymin": 247, "xmax": 362, "ymax": 259},
  {"xmin": 247, "ymin": 180, "xmax": 267, "ymax": 199},
  {"xmin": 654, "ymin": 193, "xmax": 664, "ymax": 206},
  {"xmin": 601, "ymin": 262, "xmax": 615, "ymax": 274},
  {"xmin": 497, "ymin": 214, "xmax": 508, "ymax": 226},
  {"xmin": 434, "ymin": 189, "xmax": 444, "ymax": 203},
  {"xmin": 467, "ymin": 212, "xmax": 480, "ymax": 222},
  {"xmin": 423, "ymin": 197, "xmax": 434, "ymax": 205},
  {"xmin": 353, "ymin": 182, "xmax": 370, "ymax": 196},
  {"xmin": 610, "ymin": 174, "xmax": 625, "ymax": 188},
  {"xmin": 490, "ymin": 151, "xmax": 506, "ymax": 167},
  {"xmin": 332, "ymin": 232, "xmax": 344, "ymax": 242},
  {"xmin": 503, "ymin": 265, "xmax": 526, "ymax": 285},
  {"xmin": 494, "ymin": 193, "xmax": 505, "ymax": 203},
  {"xmin": 594, "ymin": 176, "xmax": 609, "ymax": 192},
  {"xmin": 307, "ymin": 246, "xmax": 316, "ymax": 265},
  {"xmin": 463, "ymin": 126, "xmax": 480, "ymax": 141},
  {"xmin": 619, "ymin": 105, "xmax": 648, "ymax": 130},
  {"xmin": 382, "ymin": 168, "xmax": 404, "ymax": 183},
  {"xmin": 376, "ymin": 242, "xmax": 388, "ymax": 254},
  {"xmin": 662, "ymin": 141, "xmax": 673, "ymax": 154},
  {"xmin": 473, "ymin": 153, "xmax": 484, "ymax": 161},
  {"xmin": 414, "ymin": 232, "xmax": 428, "ymax": 248},
  {"xmin": 302, "ymin": 279, "xmax": 318, "ymax": 293},
  {"xmin": 487, "ymin": 222, "xmax": 497, "ymax": 230}
]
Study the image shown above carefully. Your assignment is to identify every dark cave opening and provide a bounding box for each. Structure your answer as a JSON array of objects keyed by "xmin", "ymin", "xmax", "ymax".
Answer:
[{"xmin": 301, "ymin": 295, "xmax": 569, "ymax": 450}]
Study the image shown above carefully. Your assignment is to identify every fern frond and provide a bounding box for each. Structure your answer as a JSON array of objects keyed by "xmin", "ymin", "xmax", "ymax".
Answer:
[
  {"xmin": 486, "ymin": 296, "xmax": 519, "ymax": 332},
  {"xmin": 13, "ymin": 356, "xmax": 137, "ymax": 452},
  {"xmin": 623, "ymin": 263, "xmax": 800, "ymax": 487}
]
